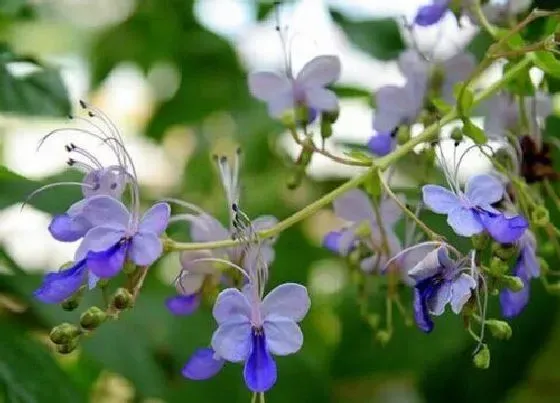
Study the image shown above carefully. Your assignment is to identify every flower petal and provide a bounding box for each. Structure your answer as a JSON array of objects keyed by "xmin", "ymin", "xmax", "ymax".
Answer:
[
  {"xmin": 80, "ymin": 195, "xmax": 130, "ymax": 227},
  {"xmin": 296, "ymin": 55, "xmax": 341, "ymax": 87},
  {"xmin": 465, "ymin": 174, "xmax": 504, "ymax": 206},
  {"xmin": 478, "ymin": 211, "xmax": 528, "ymax": 243},
  {"xmin": 414, "ymin": 1, "xmax": 449, "ymax": 26},
  {"xmin": 261, "ymin": 283, "xmax": 310, "ymax": 322},
  {"xmin": 251, "ymin": 215, "xmax": 278, "ymax": 233},
  {"xmin": 333, "ymin": 189, "xmax": 375, "ymax": 223},
  {"xmin": 429, "ymin": 280, "xmax": 452, "ymax": 316},
  {"xmin": 413, "ymin": 287, "xmax": 434, "ymax": 333},
  {"xmin": 166, "ymin": 294, "xmax": 200, "ymax": 316},
  {"xmin": 75, "ymin": 225, "xmax": 126, "ymax": 261},
  {"xmin": 182, "ymin": 348, "xmax": 225, "ymax": 380},
  {"xmin": 520, "ymin": 233, "xmax": 539, "ymax": 278},
  {"xmin": 323, "ymin": 231, "xmax": 343, "ymax": 254},
  {"xmin": 189, "ymin": 213, "xmax": 229, "ymax": 243},
  {"xmin": 267, "ymin": 93, "xmax": 295, "ymax": 118},
  {"xmin": 248, "ymin": 72, "xmax": 292, "ymax": 102},
  {"xmin": 33, "ymin": 261, "xmax": 86, "ymax": 303},
  {"xmin": 86, "ymin": 241, "xmax": 128, "ymax": 278},
  {"xmin": 244, "ymin": 332, "xmax": 277, "ymax": 392},
  {"xmin": 49, "ymin": 213, "xmax": 91, "ymax": 242},
  {"xmin": 500, "ymin": 265, "xmax": 530, "ymax": 318},
  {"xmin": 442, "ymin": 53, "xmax": 475, "ymax": 103},
  {"xmin": 129, "ymin": 231, "xmax": 162, "ymax": 266},
  {"xmin": 211, "ymin": 315, "xmax": 252, "ymax": 362},
  {"xmin": 264, "ymin": 315, "xmax": 303, "ymax": 356},
  {"xmin": 213, "ymin": 288, "xmax": 252, "ymax": 324},
  {"xmin": 422, "ymin": 185, "xmax": 460, "ymax": 214},
  {"xmin": 139, "ymin": 202, "xmax": 170, "ymax": 235},
  {"xmin": 450, "ymin": 273, "xmax": 477, "ymax": 314},
  {"xmin": 447, "ymin": 207, "xmax": 484, "ymax": 237},
  {"xmin": 88, "ymin": 272, "xmax": 100, "ymax": 289},
  {"xmin": 304, "ymin": 87, "xmax": 338, "ymax": 112},
  {"xmin": 408, "ymin": 247, "xmax": 442, "ymax": 282}
]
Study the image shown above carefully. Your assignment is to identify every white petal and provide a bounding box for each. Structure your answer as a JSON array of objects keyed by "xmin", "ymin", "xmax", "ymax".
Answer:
[
  {"xmin": 211, "ymin": 316, "xmax": 252, "ymax": 362},
  {"xmin": 333, "ymin": 189, "xmax": 375, "ymax": 223},
  {"xmin": 429, "ymin": 281, "xmax": 452, "ymax": 316},
  {"xmin": 304, "ymin": 87, "xmax": 338, "ymax": 112},
  {"xmin": 248, "ymin": 72, "xmax": 292, "ymax": 101},
  {"xmin": 213, "ymin": 288, "xmax": 252, "ymax": 324},
  {"xmin": 450, "ymin": 273, "xmax": 477, "ymax": 314},
  {"xmin": 261, "ymin": 283, "xmax": 310, "ymax": 322},
  {"xmin": 296, "ymin": 55, "xmax": 341, "ymax": 87},
  {"xmin": 465, "ymin": 174, "xmax": 504, "ymax": 206},
  {"xmin": 264, "ymin": 315, "xmax": 303, "ymax": 356}
]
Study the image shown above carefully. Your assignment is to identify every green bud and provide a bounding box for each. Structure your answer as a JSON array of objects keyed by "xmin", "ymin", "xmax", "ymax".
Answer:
[
  {"xmin": 320, "ymin": 118, "xmax": 333, "ymax": 139},
  {"xmin": 537, "ymin": 257, "xmax": 547, "ymax": 274},
  {"xmin": 280, "ymin": 108, "xmax": 296, "ymax": 128},
  {"xmin": 375, "ymin": 330, "xmax": 391, "ymax": 346},
  {"xmin": 49, "ymin": 323, "xmax": 81, "ymax": 345},
  {"xmin": 61, "ymin": 297, "xmax": 80, "ymax": 312},
  {"xmin": 486, "ymin": 319, "xmax": 512, "ymax": 340},
  {"xmin": 450, "ymin": 127, "xmax": 463, "ymax": 142},
  {"xmin": 80, "ymin": 306, "xmax": 107, "ymax": 330},
  {"xmin": 471, "ymin": 233, "xmax": 489, "ymax": 251},
  {"xmin": 322, "ymin": 109, "xmax": 339, "ymax": 124},
  {"xmin": 365, "ymin": 314, "xmax": 380, "ymax": 329},
  {"xmin": 531, "ymin": 205, "xmax": 549, "ymax": 227},
  {"xmin": 295, "ymin": 105, "xmax": 310, "ymax": 126},
  {"xmin": 489, "ymin": 256, "xmax": 509, "ymax": 275},
  {"xmin": 499, "ymin": 275, "xmax": 524, "ymax": 292},
  {"xmin": 396, "ymin": 126, "xmax": 410, "ymax": 145},
  {"xmin": 354, "ymin": 221, "xmax": 371, "ymax": 238},
  {"xmin": 492, "ymin": 242, "xmax": 517, "ymax": 260},
  {"xmin": 56, "ymin": 337, "xmax": 80, "ymax": 355},
  {"xmin": 546, "ymin": 283, "xmax": 560, "ymax": 295},
  {"xmin": 123, "ymin": 260, "xmax": 136, "ymax": 275},
  {"xmin": 473, "ymin": 344, "xmax": 490, "ymax": 369},
  {"xmin": 112, "ymin": 288, "xmax": 133, "ymax": 310}
]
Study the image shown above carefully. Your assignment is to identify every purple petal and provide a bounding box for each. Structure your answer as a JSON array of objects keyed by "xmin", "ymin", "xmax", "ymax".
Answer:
[
  {"xmin": 189, "ymin": 213, "xmax": 229, "ymax": 243},
  {"xmin": 80, "ymin": 195, "xmax": 130, "ymax": 227},
  {"xmin": 374, "ymin": 86, "xmax": 408, "ymax": 132},
  {"xmin": 263, "ymin": 315, "xmax": 304, "ymax": 356},
  {"xmin": 449, "ymin": 273, "xmax": 477, "ymax": 314},
  {"xmin": 367, "ymin": 132, "xmax": 394, "ymax": 156},
  {"xmin": 422, "ymin": 185, "xmax": 460, "ymax": 214},
  {"xmin": 303, "ymin": 87, "xmax": 338, "ymax": 112},
  {"xmin": 414, "ymin": 1, "xmax": 449, "ymax": 26},
  {"xmin": 295, "ymin": 55, "xmax": 341, "ymax": 87},
  {"xmin": 323, "ymin": 230, "xmax": 343, "ymax": 253},
  {"xmin": 333, "ymin": 189, "xmax": 375, "ymax": 223},
  {"xmin": 478, "ymin": 211, "xmax": 528, "ymax": 243},
  {"xmin": 88, "ymin": 272, "xmax": 100, "ymax": 289},
  {"xmin": 261, "ymin": 283, "xmax": 310, "ymax": 322},
  {"xmin": 166, "ymin": 294, "xmax": 200, "ymax": 316},
  {"xmin": 82, "ymin": 167, "xmax": 126, "ymax": 199},
  {"xmin": 500, "ymin": 264, "xmax": 530, "ymax": 318},
  {"xmin": 129, "ymin": 231, "xmax": 162, "ymax": 266},
  {"xmin": 465, "ymin": 174, "xmax": 504, "ymax": 206},
  {"xmin": 442, "ymin": 53, "xmax": 475, "ymax": 103},
  {"xmin": 211, "ymin": 315, "xmax": 252, "ymax": 362},
  {"xmin": 447, "ymin": 207, "xmax": 484, "ymax": 237},
  {"xmin": 75, "ymin": 225, "xmax": 127, "ymax": 261},
  {"xmin": 413, "ymin": 286, "xmax": 434, "ymax": 333},
  {"xmin": 86, "ymin": 240, "xmax": 128, "ymax": 278},
  {"xmin": 429, "ymin": 280, "xmax": 452, "ymax": 316},
  {"xmin": 212, "ymin": 288, "xmax": 252, "ymax": 324},
  {"xmin": 251, "ymin": 215, "xmax": 278, "ymax": 233},
  {"xmin": 49, "ymin": 213, "xmax": 91, "ymax": 242},
  {"xmin": 520, "ymin": 233, "xmax": 539, "ymax": 278},
  {"xmin": 139, "ymin": 202, "xmax": 170, "ymax": 235},
  {"xmin": 182, "ymin": 348, "xmax": 225, "ymax": 380},
  {"xmin": 248, "ymin": 72, "xmax": 292, "ymax": 102},
  {"xmin": 34, "ymin": 260, "xmax": 86, "ymax": 303},
  {"xmin": 267, "ymin": 93, "xmax": 296, "ymax": 118},
  {"xmin": 244, "ymin": 331, "xmax": 277, "ymax": 392},
  {"xmin": 408, "ymin": 247, "xmax": 442, "ymax": 282}
]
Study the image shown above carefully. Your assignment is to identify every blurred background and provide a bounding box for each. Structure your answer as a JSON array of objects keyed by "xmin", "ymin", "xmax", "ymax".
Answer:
[{"xmin": 1, "ymin": 0, "xmax": 560, "ymax": 402}]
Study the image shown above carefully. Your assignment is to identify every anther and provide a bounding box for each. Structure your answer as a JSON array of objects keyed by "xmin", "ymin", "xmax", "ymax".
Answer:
[
  {"xmin": 110, "ymin": 183, "xmax": 117, "ymax": 190},
  {"xmin": 67, "ymin": 158, "xmax": 75, "ymax": 166},
  {"xmin": 232, "ymin": 203, "xmax": 238, "ymax": 212},
  {"xmin": 219, "ymin": 156, "xmax": 228, "ymax": 164},
  {"xmin": 236, "ymin": 147, "xmax": 242, "ymax": 155},
  {"xmin": 390, "ymin": 128, "xmax": 398, "ymax": 138},
  {"xmin": 68, "ymin": 114, "xmax": 74, "ymax": 120},
  {"xmin": 79, "ymin": 100, "xmax": 87, "ymax": 109},
  {"xmin": 454, "ymin": 141, "xmax": 461, "ymax": 147},
  {"xmin": 88, "ymin": 111, "xmax": 95, "ymax": 118},
  {"xmin": 65, "ymin": 145, "xmax": 72, "ymax": 152}
]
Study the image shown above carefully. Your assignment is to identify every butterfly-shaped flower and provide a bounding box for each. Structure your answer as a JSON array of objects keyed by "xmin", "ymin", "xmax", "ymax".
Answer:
[
  {"xmin": 408, "ymin": 245, "xmax": 477, "ymax": 332},
  {"xmin": 248, "ymin": 55, "xmax": 341, "ymax": 120},
  {"xmin": 422, "ymin": 174, "xmax": 527, "ymax": 243},
  {"xmin": 500, "ymin": 231, "xmax": 539, "ymax": 318}
]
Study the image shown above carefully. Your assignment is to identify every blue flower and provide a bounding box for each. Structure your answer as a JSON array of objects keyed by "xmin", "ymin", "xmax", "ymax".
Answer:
[
  {"xmin": 33, "ymin": 259, "xmax": 88, "ymax": 303},
  {"xmin": 367, "ymin": 130, "xmax": 396, "ymax": 156},
  {"xmin": 414, "ymin": 0, "xmax": 450, "ymax": 26},
  {"xmin": 408, "ymin": 246, "xmax": 476, "ymax": 332},
  {"xmin": 422, "ymin": 174, "xmax": 528, "ymax": 243},
  {"xmin": 500, "ymin": 231, "xmax": 540, "ymax": 318},
  {"xmin": 210, "ymin": 283, "xmax": 310, "ymax": 392},
  {"xmin": 182, "ymin": 348, "xmax": 225, "ymax": 380}
]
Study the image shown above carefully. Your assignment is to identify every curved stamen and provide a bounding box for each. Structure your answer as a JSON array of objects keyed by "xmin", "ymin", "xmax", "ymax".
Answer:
[
  {"xmin": 22, "ymin": 181, "xmax": 95, "ymax": 211},
  {"xmin": 162, "ymin": 198, "xmax": 207, "ymax": 215},
  {"xmin": 67, "ymin": 144, "xmax": 103, "ymax": 169},
  {"xmin": 67, "ymin": 158, "xmax": 95, "ymax": 173}
]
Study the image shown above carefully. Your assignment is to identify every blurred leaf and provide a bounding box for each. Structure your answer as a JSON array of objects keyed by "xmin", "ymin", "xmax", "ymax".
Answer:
[
  {"xmin": 0, "ymin": 46, "xmax": 70, "ymax": 117},
  {"xmin": 333, "ymin": 85, "xmax": 372, "ymax": 100},
  {"xmin": 463, "ymin": 119, "xmax": 486, "ymax": 144},
  {"xmin": 532, "ymin": 51, "xmax": 560, "ymax": 78},
  {"xmin": 330, "ymin": 11, "xmax": 404, "ymax": 60},
  {"xmin": 0, "ymin": 320, "xmax": 87, "ymax": 403},
  {"xmin": 0, "ymin": 0, "xmax": 26, "ymax": 16},
  {"xmin": 467, "ymin": 31, "xmax": 493, "ymax": 62},
  {"xmin": 504, "ymin": 61, "xmax": 535, "ymax": 96}
]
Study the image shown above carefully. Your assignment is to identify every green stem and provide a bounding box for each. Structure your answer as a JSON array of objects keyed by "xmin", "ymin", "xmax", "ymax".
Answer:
[
  {"xmin": 168, "ymin": 57, "xmax": 532, "ymax": 253},
  {"xmin": 472, "ymin": 0, "xmax": 499, "ymax": 39}
]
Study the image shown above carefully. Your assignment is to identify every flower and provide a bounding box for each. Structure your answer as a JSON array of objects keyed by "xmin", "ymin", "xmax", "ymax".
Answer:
[
  {"xmin": 422, "ymin": 174, "xmax": 528, "ymax": 243},
  {"xmin": 182, "ymin": 348, "xmax": 225, "ymax": 380},
  {"xmin": 248, "ymin": 55, "xmax": 341, "ymax": 120},
  {"xmin": 367, "ymin": 130, "xmax": 397, "ymax": 157},
  {"xmin": 34, "ymin": 260, "xmax": 89, "ymax": 303},
  {"xmin": 500, "ymin": 231, "xmax": 539, "ymax": 317},
  {"xmin": 408, "ymin": 246, "xmax": 477, "ymax": 332},
  {"xmin": 324, "ymin": 189, "xmax": 403, "ymax": 273},
  {"xmin": 210, "ymin": 283, "xmax": 310, "ymax": 392},
  {"xmin": 414, "ymin": 0, "xmax": 450, "ymax": 26}
]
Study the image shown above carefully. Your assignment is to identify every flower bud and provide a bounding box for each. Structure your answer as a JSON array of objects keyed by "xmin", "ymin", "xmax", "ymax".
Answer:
[
  {"xmin": 61, "ymin": 297, "xmax": 80, "ymax": 312},
  {"xmin": 471, "ymin": 233, "xmax": 489, "ymax": 251},
  {"xmin": 375, "ymin": 330, "xmax": 391, "ymax": 346},
  {"xmin": 531, "ymin": 205, "xmax": 549, "ymax": 227},
  {"xmin": 49, "ymin": 323, "xmax": 81, "ymax": 345},
  {"xmin": 280, "ymin": 109, "xmax": 297, "ymax": 128},
  {"xmin": 112, "ymin": 288, "xmax": 133, "ymax": 310},
  {"xmin": 80, "ymin": 306, "xmax": 107, "ymax": 330},
  {"xmin": 492, "ymin": 242, "xmax": 517, "ymax": 260},
  {"xmin": 485, "ymin": 319, "xmax": 512, "ymax": 340},
  {"xmin": 320, "ymin": 118, "xmax": 333, "ymax": 139},
  {"xmin": 322, "ymin": 109, "xmax": 339, "ymax": 124},
  {"xmin": 499, "ymin": 275, "xmax": 524, "ymax": 292},
  {"xmin": 489, "ymin": 256, "xmax": 509, "ymax": 275},
  {"xmin": 546, "ymin": 282, "xmax": 560, "ymax": 295},
  {"xmin": 473, "ymin": 344, "xmax": 490, "ymax": 369},
  {"xmin": 365, "ymin": 314, "xmax": 380, "ymax": 329},
  {"xmin": 56, "ymin": 337, "xmax": 80, "ymax": 355},
  {"xmin": 450, "ymin": 127, "xmax": 463, "ymax": 142},
  {"xmin": 396, "ymin": 126, "xmax": 410, "ymax": 145}
]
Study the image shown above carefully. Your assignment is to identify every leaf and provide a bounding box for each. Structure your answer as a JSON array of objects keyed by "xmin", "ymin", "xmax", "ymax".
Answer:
[
  {"xmin": 463, "ymin": 119, "xmax": 487, "ymax": 144},
  {"xmin": 467, "ymin": 31, "xmax": 493, "ymax": 62},
  {"xmin": 330, "ymin": 11, "xmax": 404, "ymax": 60},
  {"xmin": 459, "ymin": 87, "xmax": 474, "ymax": 114},
  {"xmin": 0, "ymin": 319, "xmax": 87, "ymax": 403},
  {"xmin": 531, "ymin": 51, "xmax": 560, "ymax": 78},
  {"xmin": 0, "ymin": 46, "xmax": 70, "ymax": 117},
  {"xmin": 504, "ymin": 61, "xmax": 535, "ymax": 96},
  {"xmin": 431, "ymin": 97, "xmax": 452, "ymax": 114}
]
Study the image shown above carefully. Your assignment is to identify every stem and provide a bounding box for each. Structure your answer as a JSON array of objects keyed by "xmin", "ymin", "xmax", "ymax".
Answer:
[
  {"xmin": 471, "ymin": 0, "xmax": 498, "ymax": 39},
  {"xmin": 168, "ymin": 58, "xmax": 532, "ymax": 253}
]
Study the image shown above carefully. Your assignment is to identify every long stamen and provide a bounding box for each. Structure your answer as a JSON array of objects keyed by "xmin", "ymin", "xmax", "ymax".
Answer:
[
  {"xmin": 67, "ymin": 158, "xmax": 95, "ymax": 173},
  {"xmin": 66, "ymin": 144, "xmax": 103, "ymax": 169},
  {"xmin": 381, "ymin": 241, "xmax": 445, "ymax": 273},
  {"xmin": 22, "ymin": 181, "xmax": 95, "ymax": 211},
  {"xmin": 274, "ymin": 0, "xmax": 292, "ymax": 79},
  {"xmin": 161, "ymin": 198, "xmax": 207, "ymax": 214}
]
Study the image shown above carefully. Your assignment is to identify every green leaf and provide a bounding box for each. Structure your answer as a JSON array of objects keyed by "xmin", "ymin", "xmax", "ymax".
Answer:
[
  {"xmin": 0, "ymin": 46, "xmax": 70, "ymax": 117},
  {"xmin": 463, "ymin": 119, "xmax": 487, "ymax": 144},
  {"xmin": 531, "ymin": 51, "xmax": 560, "ymax": 78},
  {"xmin": 504, "ymin": 61, "xmax": 535, "ymax": 96},
  {"xmin": 0, "ymin": 320, "xmax": 87, "ymax": 403},
  {"xmin": 431, "ymin": 97, "xmax": 452, "ymax": 114},
  {"xmin": 459, "ymin": 87, "xmax": 474, "ymax": 114},
  {"xmin": 330, "ymin": 11, "xmax": 404, "ymax": 60}
]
